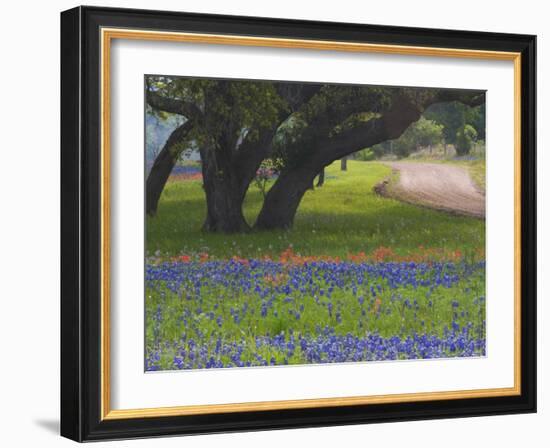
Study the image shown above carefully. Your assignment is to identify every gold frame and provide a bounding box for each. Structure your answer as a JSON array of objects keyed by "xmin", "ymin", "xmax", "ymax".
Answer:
[{"xmin": 100, "ymin": 27, "xmax": 522, "ymax": 421}]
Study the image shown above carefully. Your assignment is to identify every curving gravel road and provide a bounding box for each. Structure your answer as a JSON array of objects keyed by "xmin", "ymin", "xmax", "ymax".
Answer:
[{"xmin": 385, "ymin": 162, "xmax": 485, "ymax": 218}]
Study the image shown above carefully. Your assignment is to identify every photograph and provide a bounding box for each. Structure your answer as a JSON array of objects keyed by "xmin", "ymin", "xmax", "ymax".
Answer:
[
  {"xmin": 56, "ymin": 5, "xmax": 537, "ymax": 441},
  {"xmin": 144, "ymin": 75, "xmax": 487, "ymax": 371}
]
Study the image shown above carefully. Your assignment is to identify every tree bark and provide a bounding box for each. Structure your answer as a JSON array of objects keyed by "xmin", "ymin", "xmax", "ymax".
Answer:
[
  {"xmin": 254, "ymin": 169, "xmax": 317, "ymax": 230},
  {"xmin": 200, "ymin": 146, "xmax": 252, "ymax": 233},
  {"xmin": 202, "ymin": 178, "xmax": 250, "ymax": 233},
  {"xmin": 316, "ymin": 168, "xmax": 325, "ymax": 187},
  {"xmin": 146, "ymin": 121, "xmax": 193, "ymax": 216},
  {"xmin": 340, "ymin": 157, "xmax": 348, "ymax": 171}
]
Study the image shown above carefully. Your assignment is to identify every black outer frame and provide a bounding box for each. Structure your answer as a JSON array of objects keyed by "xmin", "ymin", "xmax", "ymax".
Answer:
[{"xmin": 60, "ymin": 5, "xmax": 536, "ymax": 442}]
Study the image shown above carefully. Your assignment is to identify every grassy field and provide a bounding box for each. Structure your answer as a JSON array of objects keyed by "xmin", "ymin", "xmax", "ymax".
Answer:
[
  {"xmin": 146, "ymin": 259, "xmax": 485, "ymax": 369},
  {"xmin": 145, "ymin": 160, "xmax": 486, "ymax": 371},
  {"xmin": 146, "ymin": 161, "xmax": 485, "ymax": 259}
]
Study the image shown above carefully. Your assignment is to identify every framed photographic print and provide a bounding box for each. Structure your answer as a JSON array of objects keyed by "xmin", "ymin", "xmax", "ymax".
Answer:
[{"xmin": 60, "ymin": 6, "xmax": 536, "ymax": 442}]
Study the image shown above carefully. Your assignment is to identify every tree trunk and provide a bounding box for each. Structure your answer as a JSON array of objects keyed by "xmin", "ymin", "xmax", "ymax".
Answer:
[
  {"xmin": 253, "ymin": 95, "xmax": 425, "ymax": 231},
  {"xmin": 316, "ymin": 168, "xmax": 325, "ymax": 187},
  {"xmin": 254, "ymin": 169, "xmax": 317, "ymax": 230},
  {"xmin": 199, "ymin": 85, "xmax": 323, "ymax": 233},
  {"xmin": 146, "ymin": 121, "xmax": 192, "ymax": 216},
  {"xmin": 200, "ymin": 147, "xmax": 250, "ymax": 233},
  {"xmin": 202, "ymin": 180, "xmax": 250, "ymax": 233},
  {"xmin": 340, "ymin": 156, "xmax": 348, "ymax": 171},
  {"xmin": 146, "ymin": 150, "xmax": 175, "ymax": 216}
]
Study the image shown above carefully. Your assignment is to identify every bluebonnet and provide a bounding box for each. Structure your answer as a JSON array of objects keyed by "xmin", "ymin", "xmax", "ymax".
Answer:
[{"xmin": 145, "ymin": 258, "xmax": 486, "ymax": 371}]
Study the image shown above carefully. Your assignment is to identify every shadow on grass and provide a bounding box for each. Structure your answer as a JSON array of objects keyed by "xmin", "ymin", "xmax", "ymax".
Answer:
[{"xmin": 146, "ymin": 162, "xmax": 485, "ymax": 257}]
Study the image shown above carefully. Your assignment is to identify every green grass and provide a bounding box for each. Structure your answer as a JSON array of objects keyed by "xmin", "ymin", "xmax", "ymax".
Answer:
[
  {"xmin": 146, "ymin": 260, "xmax": 486, "ymax": 369},
  {"xmin": 451, "ymin": 159, "xmax": 486, "ymax": 191},
  {"xmin": 147, "ymin": 264, "xmax": 485, "ymax": 343},
  {"xmin": 146, "ymin": 160, "xmax": 485, "ymax": 259}
]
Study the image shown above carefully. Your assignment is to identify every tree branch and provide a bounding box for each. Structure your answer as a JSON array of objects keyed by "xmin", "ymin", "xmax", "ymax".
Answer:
[
  {"xmin": 146, "ymin": 89, "xmax": 203, "ymax": 119},
  {"xmin": 435, "ymin": 90, "xmax": 485, "ymax": 107},
  {"xmin": 307, "ymin": 90, "xmax": 485, "ymax": 165},
  {"xmin": 232, "ymin": 84, "xmax": 323, "ymax": 178},
  {"xmin": 275, "ymin": 83, "xmax": 322, "ymax": 112}
]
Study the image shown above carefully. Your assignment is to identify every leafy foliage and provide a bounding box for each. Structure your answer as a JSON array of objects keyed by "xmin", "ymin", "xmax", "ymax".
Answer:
[
  {"xmin": 271, "ymin": 85, "xmax": 391, "ymax": 168},
  {"xmin": 355, "ymin": 148, "xmax": 376, "ymax": 161},
  {"xmin": 253, "ymin": 159, "xmax": 282, "ymax": 199},
  {"xmin": 455, "ymin": 124, "xmax": 478, "ymax": 156},
  {"xmin": 424, "ymin": 101, "xmax": 485, "ymax": 150},
  {"xmin": 367, "ymin": 117, "xmax": 444, "ymax": 159},
  {"xmin": 146, "ymin": 75, "xmax": 287, "ymax": 152}
]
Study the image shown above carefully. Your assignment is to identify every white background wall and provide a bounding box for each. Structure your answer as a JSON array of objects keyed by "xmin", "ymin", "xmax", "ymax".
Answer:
[{"xmin": 0, "ymin": 1, "xmax": 546, "ymax": 446}]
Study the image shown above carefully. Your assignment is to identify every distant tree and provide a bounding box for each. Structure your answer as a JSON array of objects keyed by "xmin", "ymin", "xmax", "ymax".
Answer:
[
  {"xmin": 369, "ymin": 116, "xmax": 443, "ymax": 158},
  {"xmin": 465, "ymin": 103, "xmax": 486, "ymax": 140},
  {"xmin": 424, "ymin": 101, "xmax": 465, "ymax": 150},
  {"xmin": 340, "ymin": 156, "xmax": 348, "ymax": 171},
  {"xmin": 412, "ymin": 117, "xmax": 444, "ymax": 152},
  {"xmin": 370, "ymin": 141, "xmax": 392, "ymax": 159},
  {"xmin": 424, "ymin": 101, "xmax": 485, "ymax": 155},
  {"xmin": 355, "ymin": 148, "xmax": 376, "ymax": 161},
  {"xmin": 455, "ymin": 124, "xmax": 478, "ymax": 156}
]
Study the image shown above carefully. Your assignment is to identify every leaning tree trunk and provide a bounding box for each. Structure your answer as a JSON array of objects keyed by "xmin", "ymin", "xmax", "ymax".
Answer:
[
  {"xmin": 146, "ymin": 121, "xmax": 193, "ymax": 216},
  {"xmin": 316, "ymin": 168, "xmax": 325, "ymax": 187},
  {"xmin": 254, "ymin": 101, "xmax": 422, "ymax": 231},
  {"xmin": 254, "ymin": 168, "xmax": 317, "ymax": 230}
]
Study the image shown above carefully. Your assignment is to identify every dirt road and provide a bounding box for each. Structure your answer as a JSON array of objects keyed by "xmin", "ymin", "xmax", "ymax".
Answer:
[{"xmin": 384, "ymin": 162, "xmax": 485, "ymax": 218}]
